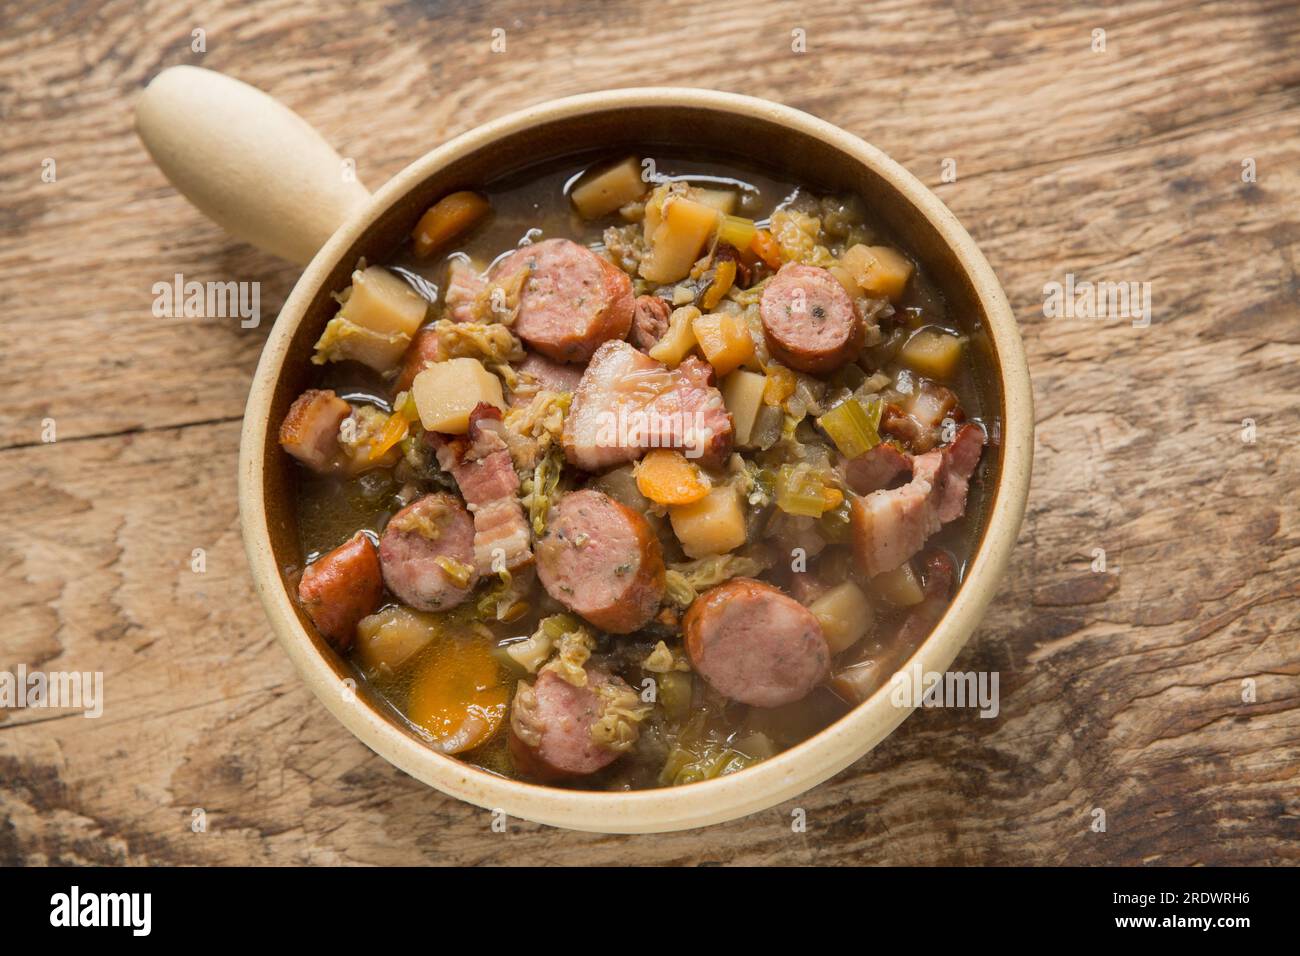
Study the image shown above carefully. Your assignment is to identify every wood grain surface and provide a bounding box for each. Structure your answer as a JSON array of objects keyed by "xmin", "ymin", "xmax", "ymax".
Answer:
[{"xmin": 2, "ymin": 0, "xmax": 1297, "ymax": 865}]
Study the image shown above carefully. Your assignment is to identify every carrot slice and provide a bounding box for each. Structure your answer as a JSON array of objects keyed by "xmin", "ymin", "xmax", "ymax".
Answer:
[
  {"xmin": 406, "ymin": 633, "xmax": 509, "ymax": 754},
  {"xmin": 368, "ymin": 411, "xmax": 409, "ymax": 461},
  {"xmin": 412, "ymin": 191, "xmax": 491, "ymax": 258},
  {"xmin": 749, "ymin": 229, "xmax": 784, "ymax": 270},
  {"xmin": 635, "ymin": 449, "xmax": 712, "ymax": 505}
]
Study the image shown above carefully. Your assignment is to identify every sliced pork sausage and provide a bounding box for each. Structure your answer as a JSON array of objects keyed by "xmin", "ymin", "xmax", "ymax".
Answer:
[
  {"xmin": 378, "ymin": 492, "xmax": 480, "ymax": 611},
  {"xmin": 393, "ymin": 326, "xmax": 441, "ymax": 394},
  {"xmin": 491, "ymin": 238, "xmax": 634, "ymax": 363},
  {"xmin": 512, "ymin": 351, "xmax": 584, "ymax": 400},
  {"xmin": 508, "ymin": 665, "xmax": 634, "ymax": 779},
  {"xmin": 683, "ymin": 578, "xmax": 830, "ymax": 708},
  {"xmin": 535, "ymin": 489, "xmax": 665, "ymax": 633},
  {"xmin": 760, "ymin": 263, "xmax": 864, "ymax": 374},
  {"xmin": 297, "ymin": 531, "xmax": 384, "ymax": 650}
]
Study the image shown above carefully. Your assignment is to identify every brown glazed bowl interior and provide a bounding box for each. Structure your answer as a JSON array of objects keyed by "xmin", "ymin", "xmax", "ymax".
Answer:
[{"xmin": 240, "ymin": 88, "xmax": 1033, "ymax": 833}]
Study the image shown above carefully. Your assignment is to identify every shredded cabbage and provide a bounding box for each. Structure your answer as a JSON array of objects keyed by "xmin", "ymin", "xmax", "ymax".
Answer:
[
  {"xmin": 590, "ymin": 681, "xmax": 651, "ymax": 753},
  {"xmin": 433, "ymin": 319, "xmax": 523, "ymax": 366},
  {"xmin": 664, "ymin": 553, "xmax": 771, "ymax": 605}
]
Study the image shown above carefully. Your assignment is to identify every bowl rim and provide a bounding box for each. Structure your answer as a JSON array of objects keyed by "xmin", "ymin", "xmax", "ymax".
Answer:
[{"xmin": 238, "ymin": 86, "xmax": 1033, "ymax": 833}]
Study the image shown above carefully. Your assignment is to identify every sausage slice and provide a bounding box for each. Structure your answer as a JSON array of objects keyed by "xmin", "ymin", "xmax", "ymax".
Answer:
[
  {"xmin": 393, "ymin": 327, "xmax": 441, "ymax": 394},
  {"xmin": 535, "ymin": 489, "xmax": 665, "ymax": 633},
  {"xmin": 492, "ymin": 238, "xmax": 634, "ymax": 363},
  {"xmin": 508, "ymin": 665, "xmax": 634, "ymax": 779},
  {"xmin": 378, "ymin": 492, "xmax": 480, "ymax": 611},
  {"xmin": 683, "ymin": 578, "xmax": 830, "ymax": 707},
  {"xmin": 297, "ymin": 532, "xmax": 384, "ymax": 650},
  {"xmin": 760, "ymin": 263, "xmax": 863, "ymax": 374}
]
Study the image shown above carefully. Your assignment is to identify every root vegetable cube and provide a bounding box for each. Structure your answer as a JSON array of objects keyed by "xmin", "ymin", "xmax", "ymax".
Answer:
[
  {"xmin": 570, "ymin": 157, "xmax": 646, "ymax": 219},
  {"xmin": 669, "ymin": 486, "xmax": 746, "ymax": 559},
  {"xmin": 840, "ymin": 244, "xmax": 914, "ymax": 302},
  {"xmin": 648, "ymin": 306, "xmax": 700, "ymax": 367},
  {"xmin": 692, "ymin": 312, "xmax": 755, "ymax": 377},
  {"xmin": 411, "ymin": 357, "xmax": 505, "ymax": 434},
  {"xmin": 869, "ymin": 561, "xmax": 925, "ymax": 607},
  {"xmin": 639, "ymin": 197, "xmax": 722, "ymax": 284},
  {"xmin": 809, "ymin": 581, "xmax": 875, "ymax": 654},
  {"xmin": 694, "ymin": 188, "xmax": 738, "ymax": 215},
  {"xmin": 312, "ymin": 317, "xmax": 411, "ymax": 372},
  {"xmin": 899, "ymin": 328, "xmax": 965, "ymax": 380},
  {"xmin": 339, "ymin": 265, "xmax": 428, "ymax": 337}
]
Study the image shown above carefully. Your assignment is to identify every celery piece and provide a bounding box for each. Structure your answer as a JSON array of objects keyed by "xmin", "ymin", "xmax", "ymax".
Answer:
[
  {"xmin": 717, "ymin": 214, "xmax": 758, "ymax": 251},
  {"xmin": 816, "ymin": 396, "xmax": 882, "ymax": 459},
  {"xmin": 775, "ymin": 464, "xmax": 831, "ymax": 518},
  {"xmin": 817, "ymin": 500, "xmax": 853, "ymax": 543}
]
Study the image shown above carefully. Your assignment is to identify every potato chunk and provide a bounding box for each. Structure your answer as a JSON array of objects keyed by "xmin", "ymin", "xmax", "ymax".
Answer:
[
  {"xmin": 692, "ymin": 311, "xmax": 755, "ymax": 377},
  {"xmin": 870, "ymin": 561, "xmax": 925, "ymax": 607},
  {"xmin": 669, "ymin": 485, "xmax": 746, "ymax": 559},
  {"xmin": 809, "ymin": 581, "xmax": 875, "ymax": 654},
  {"xmin": 639, "ymin": 197, "xmax": 721, "ymax": 284},
  {"xmin": 340, "ymin": 265, "xmax": 428, "ymax": 337},
  {"xmin": 648, "ymin": 306, "xmax": 700, "ymax": 367},
  {"xmin": 899, "ymin": 328, "xmax": 965, "ymax": 380},
  {"xmin": 694, "ymin": 188, "xmax": 737, "ymax": 215},
  {"xmin": 313, "ymin": 265, "xmax": 429, "ymax": 373},
  {"xmin": 355, "ymin": 606, "xmax": 439, "ymax": 676},
  {"xmin": 840, "ymin": 244, "xmax": 914, "ymax": 302},
  {"xmin": 411, "ymin": 357, "xmax": 505, "ymax": 434},
  {"xmin": 312, "ymin": 317, "xmax": 411, "ymax": 372},
  {"xmin": 570, "ymin": 157, "xmax": 646, "ymax": 219},
  {"xmin": 720, "ymin": 369, "xmax": 766, "ymax": 446}
]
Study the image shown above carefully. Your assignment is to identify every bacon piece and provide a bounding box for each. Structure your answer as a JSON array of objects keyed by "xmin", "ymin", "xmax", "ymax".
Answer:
[
  {"xmin": 934, "ymin": 423, "xmax": 986, "ymax": 523},
  {"xmin": 849, "ymin": 423, "xmax": 986, "ymax": 577},
  {"xmin": 789, "ymin": 573, "xmax": 831, "ymax": 605},
  {"xmin": 562, "ymin": 340, "xmax": 733, "ymax": 471},
  {"xmin": 431, "ymin": 403, "xmax": 533, "ymax": 575},
  {"xmin": 444, "ymin": 258, "xmax": 487, "ymax": 323},
  {"xmin": 843, "ymin": 442, "xmax": 912, "ymax": 495},
  {"xmin": 510, "ymin": 352, "xmax": 584, "ymax": 405},
  {"xmin": 629, "ymin": 294, "xmax": 671, "ymax": 351},
  {"xmin": 850, "ymin": 450, "xmax": 945, "ymax": 577},
  {"xmin": 880, "ymin": 381, "xmax": 958, "ymax": 453},
  {"xmin": 279, "ymin": 389, "xmax": 350, "ymax": 473},
  {"xmin": 909, "ymin": 381, "xmax": 958, "ymax": 430}
]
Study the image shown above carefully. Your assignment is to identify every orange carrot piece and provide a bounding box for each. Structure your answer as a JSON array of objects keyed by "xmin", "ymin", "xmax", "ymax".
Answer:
[
  {"xmin": 750, "ymin": 229, "xmax": 784, "ymax": 270},
  {"xmin": 412, "ymin": 191, "xmax": 491, "ymax": 258},
  {"xmin": 635, "ymin": 449, "xmax": 712, "ymax": 505}
]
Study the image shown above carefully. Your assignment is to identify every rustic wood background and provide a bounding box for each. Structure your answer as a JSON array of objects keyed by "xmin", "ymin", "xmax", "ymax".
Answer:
[{"xmin": 2, "ymin": 0, "xmax": 1297, "ymax": 866}]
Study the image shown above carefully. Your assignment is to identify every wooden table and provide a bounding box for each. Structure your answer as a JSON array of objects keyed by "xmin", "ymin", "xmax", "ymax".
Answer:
[{"xmin": 2, "ymin": 0, "xmax": 1296, "ymax": 866}]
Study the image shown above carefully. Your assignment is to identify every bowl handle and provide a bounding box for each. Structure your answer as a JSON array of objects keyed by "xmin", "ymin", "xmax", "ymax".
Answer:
[{"xmin": 135, "ymin": 66, "xmax": 371, "ymax": 266}]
